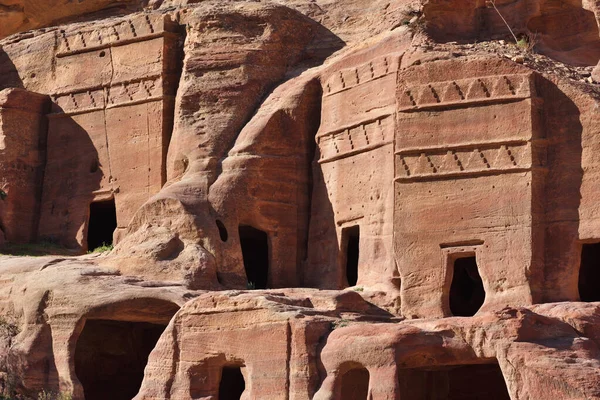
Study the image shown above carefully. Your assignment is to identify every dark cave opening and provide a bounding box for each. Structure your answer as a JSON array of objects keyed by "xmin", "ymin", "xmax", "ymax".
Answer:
[
  {"xmin": 449, "ymin": 256, "xmax": 485, "ymax": 316},
  {"xmin": 340, "ymin": 366, "xmax": 370, "ymax": 400},
  {"xmin": 87, "ymin": 199, "xmax": 117, "ymax": 250},
  {"xmin": 219, "ymin": 366, "xmax": 246, "ymax": 400},
  {"xmin": 399, "ymin": 363, "xmax": 510, "ymax": 400},
  {"xmin": 239, "ymin": 226, "xmax": 269, "ymax": 289},
  {"xmin": 74, "ymin": 320, "xmax": 167, "ymax": 400},
  {"xmin": 344, "ymin": 226, "xmax": 360, "ymax": 287},
  {"xmin": 579, "ymin": 243, "xmax": 600, "ymax": 302}
]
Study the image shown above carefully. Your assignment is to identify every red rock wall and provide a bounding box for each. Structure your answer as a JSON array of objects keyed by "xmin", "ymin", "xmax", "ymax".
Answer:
[
  {"xmin": 1, "ymin": 2, "xmax": 600, "ymax": 399},
  {"xmin": 423, "ymin": 0, "xmax": 600, "ymax": 66},
  {"xmin": 395, "ymin": 58, "xmax": 545, "ymax": 317},
  {"xmin": 0, "ymin": 14, "xmax": 182, "ymax": 251},
  {"xmin": 0, "ymin": 89, "xmax": 48, "ymax": 243},
  {"xmin": 36, "ymin": 14, "xmax": 181, "ymax": 250},
  {"xmin": 208, "ymin": 76, "xmax": 322, "ymax": 288},
  {"xmin": 307, "ymin": 55, "xmax": 398, "ymax": 290}
]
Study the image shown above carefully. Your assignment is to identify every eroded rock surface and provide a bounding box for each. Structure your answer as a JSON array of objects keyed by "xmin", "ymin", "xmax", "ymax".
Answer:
[{"xmin": 0, "ymin": 0, "xmax": 599, "ymax": 399}]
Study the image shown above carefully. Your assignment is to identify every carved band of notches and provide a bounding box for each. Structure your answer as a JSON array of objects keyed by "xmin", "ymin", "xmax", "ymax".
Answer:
[
  {"xmin": 50, "ymin": 76, "xmax": 164, "ymax": 116},
  {"xmin": 0, "ymin": 161, "xmax": 38, "ymax": 173},
  {"xmin": 55, "ymin": 14, "xmax": 166, "ymax": 57},
  {"xmin": 317, "ymin": 115, "xmax": 394, "ymax": 163},
  {"xmin": 398, "ymin": 73, "xmax": 534, "ymax": 111},
  {"xmin": 395, "ymin": 141, "xmax": 537, "ymax": 182},
  {"xmin": 323, "ymin": 55, "xmax": 401, "ymax": 97}
]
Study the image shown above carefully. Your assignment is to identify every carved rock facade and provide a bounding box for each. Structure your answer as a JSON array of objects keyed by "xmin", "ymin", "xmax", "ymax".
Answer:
[{"xmin": 0, "ymin": 0, "xmax": 599, "ymax": 399}]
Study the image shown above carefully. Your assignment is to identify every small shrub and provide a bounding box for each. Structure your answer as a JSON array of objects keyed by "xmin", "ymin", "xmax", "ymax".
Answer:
[
  {"xmin": 246, "ymin": 281, "xmax": 256, "ymax": 290},
  {"xmin": 400, "ymin": 9, "xmax": 426, "ymax": 36},
  {"xmin": 516, "ymin": 32, "xmax": 538, "ymax": 53},
  {"xmin": 88, "ymin": 243, "xmax": 113, "ymax": 254},
  {"xmin": 37, "ymin": 391, "xmax": 72, "ymax": 400},
  {"xmin": 332, "ymin": 319, "xmax": 350, "ymax": 329},
  {"xmin": 353, "ymin": 287, "xmax": 364, "ymax": 292},
  {"xmin": 0, "ymin": 317, "xmax": 19, "ymax": 338},
  {"xmin": 0, "ymin": 240, "xmax": 66, "ymax": 257}
]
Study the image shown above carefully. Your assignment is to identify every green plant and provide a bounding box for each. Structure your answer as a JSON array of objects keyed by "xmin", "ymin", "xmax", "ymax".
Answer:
[
  {"xmin": 246, "ymin": 281, "xmax": 256, "ymax": 290},
  {"xmin": 37, "ymin": 391, "xmax": 72, "ymax": 400},
  {"xmin": 353, "ymin": 287, "xmax": 364, "ymax": 292},
  {"xmin": 332, "ymin": 319, "xmax": 350, "ymax": 329},
  {"xmin": 0, "ymin": 240, "xmax": 67, "ymax": 257},
  {"xmin": 516, "ymin": 32, "xmax": 538, "ymax": 52},
  {"xmin": 88, "ymin": 243, "xmax": 113, "ymax": 254}
]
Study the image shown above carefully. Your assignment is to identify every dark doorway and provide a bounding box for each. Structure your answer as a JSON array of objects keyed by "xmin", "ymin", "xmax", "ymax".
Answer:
[
  {"xmin": 398, "ymin": 363, "xmax": 510, "ymax": 400},
  {"xmin": 341, "ymin": 367, "xmax": 369, "ymax": 400},
  {"xmin": 74, "ymin": 320, "xmax": 167, "ymax": 400},
  {"xmin": 344, "ymin": 226, "xmax": 360, "ymax": 286},
  {"xmin": 579, "ymin": 243, "xmax": 600, "ymax": 301},
  {"xmin": 239, "ymin": 226, "xmax": 269, "ymax": 289},
  {"xmin": 87, "ymin": 199, "xmax": 117, "ymax": 250},
  {"xmin": 449, "ymin": 256, "xmax": 485, "ymax": 316},
  {"xmin": 219, "ymin": 366, "xmax": 246, "ymax": 400}
]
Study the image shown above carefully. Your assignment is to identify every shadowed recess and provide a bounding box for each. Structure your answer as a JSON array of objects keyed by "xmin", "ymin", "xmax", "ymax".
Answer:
[
  {"xmin": 74, "ymin": 320, "xmax": 168, "ymax": 400},
  {"xmin": 341, "ymin": 366, "xmax": 369, "ymax": 400},
  {"xmin": 239, "ymin": 226, "xmax": 269, "ymax": 289},
  {"xmin": 579, "ymin": 243, "xmax": 600, "ymax": 302},
  {"xmin": 344, "ymin": 226, "xmax": 360, "ymax": 287},
  {"xmin": 217, "ymin": 219, "xmax": 229, "ymax": 242},
  {"xmin": 449, "ymin": 256, "xmax": 485, "ymax": 316},
  {"xmin": 398, "ymin": 363, "xmax": 511, "ymax": 399},
  {"xmin": 219, "ymin": 366, "xmax": 246, "ymax": 400},
  {"xmin": 87, "ymin": 199, "xmax": 117, "ymax": 250}
]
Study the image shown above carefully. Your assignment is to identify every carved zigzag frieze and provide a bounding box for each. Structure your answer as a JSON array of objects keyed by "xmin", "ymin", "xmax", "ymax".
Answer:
[
  {"xmin": 394, "ymin": 140, "xmax": 545, "ymax": 182},
  {"xmin": 317, "ymin": 115, "xmax": 395, "ymax": 163},
  {"xmin": 397, "ymin": 73, "xmax": 534, "ymax": 111},
  {"xmin": 50, "ymin": 76, "xmax": 165, "ymax": 116},
  {"xmin": 324, "ymin": 55, "xmax": 401, "ymax": 97},
  {"xmin": 55, "ymin": 14, "xmax": 171, "ymax": 57}
]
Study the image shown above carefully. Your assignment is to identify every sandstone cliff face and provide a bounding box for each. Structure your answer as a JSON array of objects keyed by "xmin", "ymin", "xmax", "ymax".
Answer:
[{"xmin": 0, "ymin": 0, "xmax": 599, "ymax": 399}]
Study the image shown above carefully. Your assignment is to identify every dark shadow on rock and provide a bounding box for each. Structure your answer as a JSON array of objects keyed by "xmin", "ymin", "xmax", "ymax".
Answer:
[
  {"xmin": 535, "ymin": 74, "xmax": 583, "ymax": 303},
  {"xmin": 31, "ymin": 104, "xmax": 103, "ymax": 253},
  {"xmin": 0, "ymin": 46, "xmax": 23, "ymax": 89}
]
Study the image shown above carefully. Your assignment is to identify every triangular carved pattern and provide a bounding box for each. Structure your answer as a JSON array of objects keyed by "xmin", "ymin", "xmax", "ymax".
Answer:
[
  {"xmin": 398, "ymin": 143, "xmax": 526, "ymax": 178},
  {"xmin": 401, "ymin": 74, "xmax": 532, "ymax": 108},
  {"xmin": 57, "ymin": 15, "xmax": 160, "ymax": 55}
]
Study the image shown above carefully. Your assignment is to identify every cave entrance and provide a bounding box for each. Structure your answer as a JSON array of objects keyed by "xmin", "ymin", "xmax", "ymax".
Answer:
[
  {"xmin": 219, "ymin": 366, "xmax": 246, "ymax": 400},
  {"xmin": 343, "ymin": 226, "xmax": 360, "ymax": 287},
  {"xmin": 340, "ymin": 366, "xmax": 369, "ymax": 400},
  {"xmin": 398, "ymin": 363, "xmax": 510, "ymax": 399},
  {"xmin": 74, "ymin": 320, "xmax": 167, "ymax": 400},
  {"xmin": 87, "ymin": 198, "xmax": 117, "ymax": 251},
  {"xmin": 449, "ymin": 255, "xmax": 485, "ymax": 316},
  {"xmin": 579, "ymin": 243, "xmax": 600, "ymax": 302},
  {"xmin": 239, "ymin": 226, "xmax": 269, "ymax": 289}
]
